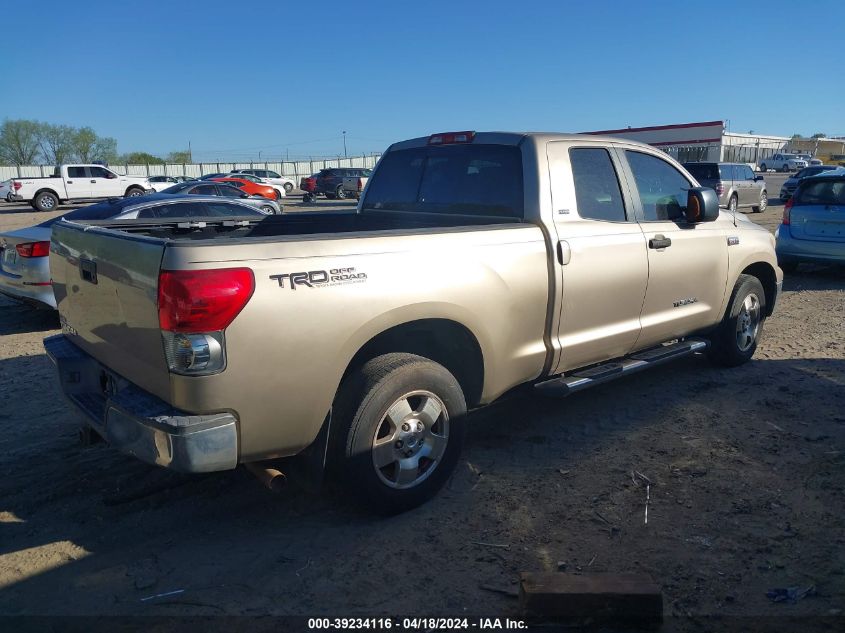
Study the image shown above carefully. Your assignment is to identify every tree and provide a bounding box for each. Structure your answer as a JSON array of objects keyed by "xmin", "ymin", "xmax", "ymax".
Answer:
[
  {"xmin": 38, "ymin": 123, "xmax": 76, "ymax": 165},
  {"xmin": 166, "ymin": 150, "xmax": 192, "ymax": 163},
  {"xmin": 811, "ymin": 132, "xmax": 827, "ymax": 139},
  {"xmin": 0, "ymin": 119, "xmax": 41, "ymax": 165},
  {"xmin": 71, "ymin": 127, "xmax": 99, "ymax": 162},
  {"xmin": 93, "ymin": 136, "xmax": 118, "ymax": 163},
  {"xmin": 121, "ymin": 151, "xmax": 164, "ymax": 164}
]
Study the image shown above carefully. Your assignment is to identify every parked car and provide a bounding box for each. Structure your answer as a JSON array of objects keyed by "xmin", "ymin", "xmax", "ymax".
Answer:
[
  {"xmin": 211, "ymin": 176, "xmax": 279, "ymax": 200},
  {"xmin": 224, "ymin": 172, "xmax": 286, "ymax": 199},
  {"xmin": 233, "ymin": 169, "xmax": 296, "ymax": 194},
  {"xmin": 683, "ymin": 162, "xmax": 768, "ymax": 213},
  {"xmin": 341, "ymin": 174, "xmax": 369, "ymax": 199},
  {"xmin": 315, "ymin": 168, "xmax": 373, "ymax": 199},
  {"xmin": 776, "ymin": 170, "xmax": 845, "ymax": 272},
  {"xmin": 0, "ymin": 179, "xmax": 12, "ymax": 202},
  {"xmin": 759, "ymin": 153, "xmax": 808, "ymax": 173},
  {"xmin": 0, "ymin": 194, "xmax": 268, "ymax": 310},
  {"xmin": 199, "ymin": 172, "xmax": 230, "ymax": 180},
  {"xmin": 808, "ymin": 158, "xmax": 824, "ymax": 167},
  {"xmin": 45, "ymin": 131, "xmax": 781, "ymax": 514},
  {"xmin": 161, "ymin": 181, "xmax": 281, "ymax": 214},
  {"xmin": 7, "ymin": 164, "xmax": 153, "ymax": 212},
  {"xmin": 148, "ymin": 175, "xmax": 185, "ymax": 192},
  {"xmin": 779, "ymin": 165, "xmax": 840, "ymax": 200}
]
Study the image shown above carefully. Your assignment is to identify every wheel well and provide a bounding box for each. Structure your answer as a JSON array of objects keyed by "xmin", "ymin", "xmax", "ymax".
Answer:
[
  {"xmin": 34, "ymin": 188, "xmax": 59, "ymax": 200},
  {"xmin": 125, "ymin": 185, "xmax": 144, "ymax": 195},
  {"xmin": 343, "ymin": 319, "xmax": 485, "ymax": 407},
  {"xmin": 742, "ymin": 262, "xmax": 777, "ymax": 316}
]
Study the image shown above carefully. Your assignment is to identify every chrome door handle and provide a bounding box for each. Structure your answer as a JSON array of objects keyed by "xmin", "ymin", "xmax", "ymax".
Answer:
[{"xmin": 557, "ymin": 240, "xmax": 571, "ymax": 265}]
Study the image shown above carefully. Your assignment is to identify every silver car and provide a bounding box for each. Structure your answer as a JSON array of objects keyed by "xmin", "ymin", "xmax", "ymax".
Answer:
[
  {"xmin": 683, "ymin": 162, "xmax": 768, "ymax": 213},
  {"xmin": 160, "ymin": 180, "xmax": 282, "ymax": 213},
  {"xmin": 0, "ymin": 194, "xmax": 270, "ymax": 309}
]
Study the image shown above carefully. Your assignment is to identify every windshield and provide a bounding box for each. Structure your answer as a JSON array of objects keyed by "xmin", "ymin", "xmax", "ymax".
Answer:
[
  {"xmin": 362, "ymin": 144, "xmax": 524, "ymax": 217},
  {"xmin": 794, "ymin": 179, "xmax": 845, "ymax": 206}
]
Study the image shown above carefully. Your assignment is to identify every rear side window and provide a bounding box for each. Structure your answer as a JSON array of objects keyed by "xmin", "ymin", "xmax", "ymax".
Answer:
[
  {"xmin": 189, "ymin": 184, "xmax": 217, "ymax": 195},
  {"xmin": 363, "ymin": 144, "xmax": 524, "ymax": 217},
  {"xmin": 719, "ymin": 164, "xmax": 736, "ymax": 180},
  {"xmin": 67, "ymin": 167, "xmax": 86, "ymax": 178},
  {"xmin": 218, "ymin": 185, "xmax": 247, "ymax": 198},
  {"xmin": 626, "ymin": 151, "xmax": 691, "ymax": 221},
  {"xmin": 794, "ymin": 179, "xmax": 845, "ymax": 206},
  {"xmin": 684, "ymin": 163, "xmax": 719, "ymax": 180},
  {"xmin": 569, "ymin": 148, "xmax": 626, "ymax": 222}
]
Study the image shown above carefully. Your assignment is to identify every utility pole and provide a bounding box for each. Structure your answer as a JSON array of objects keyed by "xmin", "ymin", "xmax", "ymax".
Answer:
[
  {"xmin": 343, "ymin": 131, "xmax": 347, "ymax": 158},
  {"xmin": 188, "ymin": 140, "xmax": 192, "ymax": 163}
]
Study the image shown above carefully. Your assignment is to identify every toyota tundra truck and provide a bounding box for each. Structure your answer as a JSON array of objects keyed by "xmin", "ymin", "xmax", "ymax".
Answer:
[
  {"xmin": 9, "ymin": 164, "xmax": 152, "ymax": 211},
  {"xmin": 45, "ymin": 131, "xmax": 782, "ymax": 513}
]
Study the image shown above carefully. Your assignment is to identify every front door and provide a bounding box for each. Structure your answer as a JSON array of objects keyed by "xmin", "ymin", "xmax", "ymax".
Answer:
[
  {"xmin": 619, "ymin": 148, "xmax": 729, "ymax": 349},
  {"xmin": 547, "ymin": 141, "xmax": 649, "ymax": 373},
  {"xmin": 89, "ymin": 166, "xmax": 124, "ymax": 198}
]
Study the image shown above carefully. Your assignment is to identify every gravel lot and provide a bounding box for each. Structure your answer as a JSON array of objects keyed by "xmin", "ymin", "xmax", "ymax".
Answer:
[{"xmin": 1, "ymin": 175, "xmax": 843, "ymax": 628}]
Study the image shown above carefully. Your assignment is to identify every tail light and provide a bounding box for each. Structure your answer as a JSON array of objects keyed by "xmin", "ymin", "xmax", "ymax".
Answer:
[
  {"xmin": 782, "ymin": 198, "xmax": 793, "ymax": 225},
  {"xmin": 158, "ymin": 268, "xmax": 255, "ymax": 375},
  {"xmin": 12, "ymin": 181, "xmax": 22, "ymax": 191},
  {"xmin": 16, "ymin": 241, "xmax": 51, "ymax": 258},
  {"xmin": 357, "ymin": 178, "xmax": 363, "ymax": 192},
  {"xmin": 714, "ymin": 182, "xmax": 725, "ymax": 196}
]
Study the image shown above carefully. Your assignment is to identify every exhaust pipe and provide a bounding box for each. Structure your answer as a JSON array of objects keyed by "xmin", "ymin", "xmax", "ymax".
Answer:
[{"xmin": 244, "ymin": 462, "xmax": 287, "ymax": 493}]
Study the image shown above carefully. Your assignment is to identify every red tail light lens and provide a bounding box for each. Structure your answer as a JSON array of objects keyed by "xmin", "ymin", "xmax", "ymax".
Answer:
[
  {"xmin": 714, "ymin": 182, "xmax": 725, "ymax": 196},
  {"xmin": 158, "ymin": 268, "xmax": 255, "ymax": 333},
  {"xmin": 16, "ymin": 241, "xmax": 51, "ymax": 258},
  {"xmin": 782, "ymin": 198, "xmax": 793, "ymax": 225},
  {"xmin": 357, "ymin": 177, "xmax": 363, "ymax": 191},
  {"xmin": 12, "ymin": 181, "xmax": 22, "ymax": 191}
]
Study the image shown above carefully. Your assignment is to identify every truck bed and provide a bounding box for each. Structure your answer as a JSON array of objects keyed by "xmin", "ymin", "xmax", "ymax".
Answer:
[{"xmin": 86, "ymin": 209, "xmax": 523, "ymax": 242}]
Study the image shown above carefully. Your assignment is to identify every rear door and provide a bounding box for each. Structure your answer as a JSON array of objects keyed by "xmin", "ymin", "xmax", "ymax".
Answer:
[
  {"xmin": 620, "ymin": 148, "xmax": 729, "ymax": 348},
  {"xmin": 789, "ymin": 178, "xmax": 845, "ymax": 242},
  {"xmin": 50, "ymin": 221, "xmax": 170, "ymax": 399},
  {"xmin": 547, "ymin": 141, "xmax": 649, "ymax": 372},
  {"xmin": 64, "ymin": 166, "xmax": 91, "ymax": 198}
]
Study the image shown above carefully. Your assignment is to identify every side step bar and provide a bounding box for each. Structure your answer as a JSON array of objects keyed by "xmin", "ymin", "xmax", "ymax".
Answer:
[{"xmin": 535, "ymin": 338, "xmax": 709, "ymax": 398}]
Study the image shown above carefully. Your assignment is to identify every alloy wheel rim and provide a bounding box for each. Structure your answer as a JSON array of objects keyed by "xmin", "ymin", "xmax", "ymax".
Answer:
[
  {"xmin": 371, "ymin": 390, "xmax": 449, "ymax": 489},
  {"xmin": 735, "ymin": 292, "xmax": 761, "ymax": 352},
  {"xmin": 760, "ymin": 193, "xmax": 767, "ymax": 211},
  {"xmin": 41, "ymin": 197, "xmax": 55, "ymax": 209}
]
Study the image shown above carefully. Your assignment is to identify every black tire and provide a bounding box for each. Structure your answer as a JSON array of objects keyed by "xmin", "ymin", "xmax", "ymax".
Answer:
[
  {"xmin": 728, "ymin": 194, "xmax": 738, "ymax": 213},
  {"xmin": 125, "ymin": 187, "xmax": 145, "ymax": 198},
  {"xmin": 325, "ymin": 193, "xmax": 336, "ymax": 200},
  {"xmin": 33, "ymin": 191, "xmax": 59, "ymax": 212},
  {"xmin": 752, "ymin": 190, "xmax": 767, "ymax": 213},
  {"xmin": 779, "ymin": 259, "xmax": 799, "ymax": 274},
  {"xmin": 330, "ymin": 353, "xmax": 467, "ymax": 515},
  {"xmin": 708, "ymin": 274, "xmax": 766, "ymax": 367},
  {"xmin": 335, "ymin": 185, "xmax": 347, "ymax": 200},
  {"xmin": 283, "ymin": 182, "xmax": 294, "ymax": 193},
  {"xmin": 781, "ymin": 164, "xmax": 790, "ymax": 173},
  {"xmin": 760, "ymin": 163, "xmax": 767, "ymax": 172}
]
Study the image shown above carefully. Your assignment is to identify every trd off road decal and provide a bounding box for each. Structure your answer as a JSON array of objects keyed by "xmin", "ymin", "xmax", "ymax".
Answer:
[{"xmin": 270, "ymin": 267, "xmax": 367, "ymax": 290}]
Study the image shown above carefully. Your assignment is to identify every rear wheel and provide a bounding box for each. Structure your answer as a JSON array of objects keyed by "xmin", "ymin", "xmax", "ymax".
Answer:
[
  {"xmin": 283, "ymin": 182, "xmax": 294, "ymax": 193},
  {"xmin": 33, "ymin": 191, "xmax": 59, "ymax": 212},
  {"xmin": 708, "ymin": 274, "xmax": 766, "ymax": 367},
  {"xmin": 760, "ymin": 163, "xmax": 767, "ymax": 172},
  {"xmin": 752, "ymin": 190, "xmax": 767, "ymax": 213},
  {"xmin": 781, "ymin": 164, "xmax": 790, "ymax": 173},
  {"xmin": 728, "ymin": 194, "xmax": 738, "ymax": 213},
  {"xmin": 330, "ymin": 353, "xmax": 466, "ymax": 514},
  {"xmin": 335, "ymin": 185, "xmax": 347, "ymax": 200}
]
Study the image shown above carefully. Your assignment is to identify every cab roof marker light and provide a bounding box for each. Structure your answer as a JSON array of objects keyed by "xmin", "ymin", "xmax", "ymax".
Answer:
[{"xmin": 428, "ymin": 131, "xmax": 476, "ymax": 145}]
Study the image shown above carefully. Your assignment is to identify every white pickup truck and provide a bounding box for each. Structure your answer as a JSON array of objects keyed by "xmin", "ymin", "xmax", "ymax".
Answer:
[
  {"xmin": 9, "ymin": 164, "xmax": 153, "ymax": 211},
  {"xmin": 341, "ymin": 174, "xmax": 369, "ymax": 199}
]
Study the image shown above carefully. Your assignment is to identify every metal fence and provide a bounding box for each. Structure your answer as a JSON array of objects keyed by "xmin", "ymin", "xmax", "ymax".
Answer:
[
  {"xmin": 0, "ymin": 153, "xmax": 382, "ymax": 182},
  {"xmin": 659, "ymin": 143, "xmax": 792, "ymax": 168}
]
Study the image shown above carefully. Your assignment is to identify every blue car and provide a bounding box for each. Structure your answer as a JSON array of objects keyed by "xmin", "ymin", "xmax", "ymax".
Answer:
[{"xmin": 776, "ymin": 169, "xmax": 845, "ymax": 272}]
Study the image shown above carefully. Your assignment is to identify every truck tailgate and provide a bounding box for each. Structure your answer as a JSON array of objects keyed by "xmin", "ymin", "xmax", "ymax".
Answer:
[{"xmin": 50, "ymin": 221, "xmax": 171, "ymax": 400}]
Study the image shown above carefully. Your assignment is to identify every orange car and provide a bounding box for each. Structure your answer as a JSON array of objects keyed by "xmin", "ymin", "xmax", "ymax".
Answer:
[{"xmin": 212, "ymin": 177, "xmax": 279, "ymax": 200}]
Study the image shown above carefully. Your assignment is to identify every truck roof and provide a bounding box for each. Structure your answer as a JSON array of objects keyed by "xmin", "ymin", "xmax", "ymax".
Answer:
[{"xmin": 387, "ymin": 131, "xmax": 657, "ymax": 152}]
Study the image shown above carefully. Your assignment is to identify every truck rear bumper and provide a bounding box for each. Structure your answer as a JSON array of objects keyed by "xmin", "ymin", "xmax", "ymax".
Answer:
[{"xmin": 44, "ymin": 334, "xmax": 238, "ymax": 473}]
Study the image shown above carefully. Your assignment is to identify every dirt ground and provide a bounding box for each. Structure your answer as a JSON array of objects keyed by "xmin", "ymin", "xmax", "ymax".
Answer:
[{"xmin": 1, "ymin": 185, "xmax": 843, "ymax": 630}]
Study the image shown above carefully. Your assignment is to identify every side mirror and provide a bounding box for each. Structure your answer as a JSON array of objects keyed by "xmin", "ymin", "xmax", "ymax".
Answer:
[{"xmin": 685, "ymin": 187, "xmax": 720, "ymax": 223}]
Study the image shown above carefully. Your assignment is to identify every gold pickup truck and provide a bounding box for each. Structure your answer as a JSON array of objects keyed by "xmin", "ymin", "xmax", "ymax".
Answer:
[{"xmin": 45, "ymin": 131, "xmax": 781, "ymax": 513}]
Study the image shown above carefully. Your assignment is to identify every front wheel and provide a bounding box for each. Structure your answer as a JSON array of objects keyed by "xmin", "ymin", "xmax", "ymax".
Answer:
[
  {"xmin": 33, "ymin": 191, "xmax": 59, "ymax": 212},
  {"xmin": 330, "ymin": 353, "xmax": 466, "ymax": 514},
  {"xmin": 260, "ymin": 205, "xmax": 275, "ymax": 214},
  {"xmin": 759, "ymin": 163, "xmax": 767, "ymax": 172},
  {"xmin": 708, "ymin": 274, "xmax": 766, "ymax": 367},
  {"xmin": 125, "ymin": 187, "xmax": 145, "ymax": 197}
]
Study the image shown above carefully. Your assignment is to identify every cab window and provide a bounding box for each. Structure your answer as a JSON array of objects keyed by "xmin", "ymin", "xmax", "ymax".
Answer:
[
  {"xmin": 625, "ymin": 151, "xmax": 691, "ymax": 222},
  {"xmin": 569, "ymin": 148, "xmax": 627, "ymax": 222}
]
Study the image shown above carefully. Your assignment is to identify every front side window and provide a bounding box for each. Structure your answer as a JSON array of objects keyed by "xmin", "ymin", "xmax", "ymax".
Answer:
[
  {"xmin": 626, "ymin": 151, "xmax": 691, "ymax": 222},
  {"xmin": 742, "ymin": 166, "xmax": 755, "ymax": 180},
  {"xmin": 569, "ymin": 148, "xmax": 627, "ymax": 222},
  {"xmin": 267, "ymin": 171, "xmax": 281, "ymax": 178},
  {"xmin": 89, "ymin": 166, "xmax": 115, "ymax": 179}
]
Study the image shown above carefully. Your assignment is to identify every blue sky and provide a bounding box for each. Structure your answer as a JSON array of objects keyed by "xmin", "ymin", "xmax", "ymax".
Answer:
[{"xmin": 2, "ymin": 0, "xmax": 842, "ymax": 161}]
